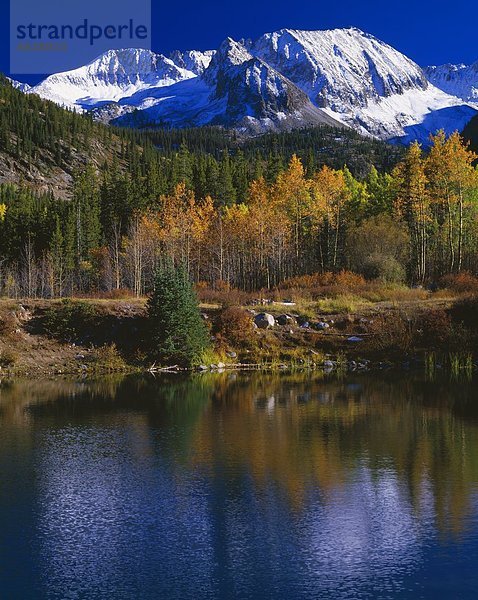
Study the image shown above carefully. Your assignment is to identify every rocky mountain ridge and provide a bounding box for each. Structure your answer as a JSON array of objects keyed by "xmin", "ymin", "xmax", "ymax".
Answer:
[{"xmin": 13, "ymin": 27, "xmax": 478, "ymax": 143}]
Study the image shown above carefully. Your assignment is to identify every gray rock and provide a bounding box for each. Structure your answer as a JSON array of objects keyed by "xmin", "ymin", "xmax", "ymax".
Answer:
[
  {"xmin": 254, "ymin": 313, "xmax": 275, "ymax": 329},
  {"xmin": 226, "ymin": 351, "xmax": 238, "ymax": 359},
  {"xmin": 277, "ymin": 314, "xmax": 293, "ymax": 326}
]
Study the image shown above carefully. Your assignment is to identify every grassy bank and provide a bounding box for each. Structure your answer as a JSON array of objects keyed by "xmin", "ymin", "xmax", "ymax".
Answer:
[{"xmin": 0, "ymin": 279, "xmax": 477, "ymax": 377}]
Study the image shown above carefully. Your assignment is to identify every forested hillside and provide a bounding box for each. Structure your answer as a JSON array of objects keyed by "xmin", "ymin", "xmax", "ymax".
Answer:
[
  {"xmin": 148, "ymin": 126, "xmax": 404, "ymax": 178},
  {"xmin": 0, "ymin": 75, "xmax": 135, "ymax": 197},
  {"xmin": 0, "ymin": 76, "xmax": 402, "ymax": 198},
  {"xmin": 0, "ymin": 78, "xmax": 477, "ymax": 298}
]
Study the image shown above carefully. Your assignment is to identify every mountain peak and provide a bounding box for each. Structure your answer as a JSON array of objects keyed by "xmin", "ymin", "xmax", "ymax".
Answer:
[
  {"xmin": 216, "ymin": 37, "xmax": 253, "ymax": 65},
  {"xmin": 250, "ymin": 27, "xmax": 429, "ymax": 109},
  {"xmin": 202, "ymin": 38, "xmax": 253, "ymax": 86},
  {"xmin": 31, "ymin": 47, "xmax": 195, "ymax": 109},
  {"xmin": 7, "ymin": 77, "xmax": 31, "ymax": 92}
]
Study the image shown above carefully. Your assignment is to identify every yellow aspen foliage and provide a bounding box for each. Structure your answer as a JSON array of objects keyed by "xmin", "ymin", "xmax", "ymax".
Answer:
[
  {"xmin": 426, "ymin": 130, "xmax": 478, "ymax": 272},
  {"xmin": 274, "ymin": 155, "xmax": 311, "ymax": 261},
  {"xmin": 393, "ymin": 142, "xmax": 429, "ymax": 282}
]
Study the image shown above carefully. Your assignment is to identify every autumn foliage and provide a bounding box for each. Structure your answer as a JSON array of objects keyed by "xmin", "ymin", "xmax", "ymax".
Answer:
[{"xmin": 1, "ymin": 130, "xmax": 478, "ymax": 298}]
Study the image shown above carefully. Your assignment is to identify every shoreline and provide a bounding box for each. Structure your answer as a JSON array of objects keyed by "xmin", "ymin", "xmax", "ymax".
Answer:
[
  {"xmin": 1, "ymin": 360, "xmax": 476, "ymax": 381},
  {"xmin": 0, "ymin": 295, "xmax": 476, "ymax": 379}
]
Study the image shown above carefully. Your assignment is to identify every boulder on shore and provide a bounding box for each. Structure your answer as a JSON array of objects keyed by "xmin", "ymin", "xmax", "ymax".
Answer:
[
  {"xmin": 277, "ymin": 314, "xmax": 293, "ymax": 326},
  {"xmin": 254, "ymin": 313, "xmax": 275, "ymax": 329},
  {"xmin": 312, "ymin": 321, "xmax": 330, "ymax": 331}
]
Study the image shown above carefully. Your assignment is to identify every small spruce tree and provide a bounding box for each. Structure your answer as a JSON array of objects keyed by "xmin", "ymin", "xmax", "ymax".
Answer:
[{"xmin": 148, "ymin": 263, "xmax": 209, "ymax": 367}]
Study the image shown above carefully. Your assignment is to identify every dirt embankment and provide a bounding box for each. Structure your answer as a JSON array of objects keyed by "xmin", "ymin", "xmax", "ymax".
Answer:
[{"xmin": 0, "ymin": 299, "xmax": 146, "ymax": 376}]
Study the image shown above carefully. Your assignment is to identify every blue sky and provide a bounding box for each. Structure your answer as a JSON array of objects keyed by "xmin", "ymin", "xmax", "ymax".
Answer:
[{"xmin": 1, "ymin": 0, "xmax": 476, "ymax": 84}]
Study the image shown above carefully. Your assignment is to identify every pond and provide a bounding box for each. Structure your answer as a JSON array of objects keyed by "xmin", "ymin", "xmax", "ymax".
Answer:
[{"xmin": 1, "ymin": 373, "xmax": 478, "ymax": 599}]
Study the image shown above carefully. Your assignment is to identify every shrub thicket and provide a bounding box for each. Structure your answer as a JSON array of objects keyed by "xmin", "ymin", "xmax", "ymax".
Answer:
[{"xmin": 44, "ymin": 299, "xmax": 98, "ymax": 342}]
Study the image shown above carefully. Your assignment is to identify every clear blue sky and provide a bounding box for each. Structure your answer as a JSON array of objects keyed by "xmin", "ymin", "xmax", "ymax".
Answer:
[{"xmin": 2, "ymin": 0, "xmax": 476, "ymax": 84}]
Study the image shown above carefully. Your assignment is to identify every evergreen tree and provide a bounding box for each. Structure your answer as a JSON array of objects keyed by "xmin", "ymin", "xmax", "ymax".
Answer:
[
  {"xmin": 217, "ymin": 151, "xmax": 236, "ymax": 206},
  {"xmin": 148, "ymin": 263, "xmax": 210, "ymax": 367},
  {"xmin": 72, "ymin": 166, "xmax": 101, "ymax": 263}
]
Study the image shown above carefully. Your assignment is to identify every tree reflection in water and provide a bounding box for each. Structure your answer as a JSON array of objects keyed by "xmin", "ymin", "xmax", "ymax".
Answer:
[{"xmin": 1, "ymin": 373, "xmax": 478, "ymax": 598}]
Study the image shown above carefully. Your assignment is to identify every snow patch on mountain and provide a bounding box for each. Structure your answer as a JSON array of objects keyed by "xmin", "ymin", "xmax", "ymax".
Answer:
[{"xmin": 326, "ymin": 86, "xmax": 477, "ymax": 143}]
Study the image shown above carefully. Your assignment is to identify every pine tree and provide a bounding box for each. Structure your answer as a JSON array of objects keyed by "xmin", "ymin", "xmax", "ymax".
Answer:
[
  {"xmin": 217, "ymin": 151, "xmax": 236, "ymax": 206},
  {"xmin": 72, "ymin": 166, "xmax": 101, "ymax": 263},
  {"xmin": 148, "ymin": 263, "xmax": 209, "ymax": 367}
]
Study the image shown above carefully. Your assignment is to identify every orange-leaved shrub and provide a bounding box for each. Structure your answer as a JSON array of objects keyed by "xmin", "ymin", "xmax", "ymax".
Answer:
[
  {"xmin": 216, "ymin": 307, "xmax": 255, "ymax": 347},
  {"xmin": 450, "ymin": 295, "xmax": 478, "ymax": 330},
  {"xmin": 278, "ymin": 271, "xmax": 366, "ymax": 299},
  {"xmin": 440, "ymin": 272, "xmax": 478, "ymax": 294},
  {"xmin": 196, "ymin": 284, "xmax": 255, "ymax": 307},
  {"xmin": 367, "ymin": 312, "xmax": 416, "ymax": 353},
  {"xmin": 419, "ymin": 309, "xmax": 453, "ymax": 346},
  {"xmin": 0, "ymin": 311, "xmax": 16, "ymax": 336}
]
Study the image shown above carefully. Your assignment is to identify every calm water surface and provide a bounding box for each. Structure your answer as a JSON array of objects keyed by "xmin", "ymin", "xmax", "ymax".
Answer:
[{"xmin": 1, "ymin": 373, "xmax": 478, "ymax": 599}]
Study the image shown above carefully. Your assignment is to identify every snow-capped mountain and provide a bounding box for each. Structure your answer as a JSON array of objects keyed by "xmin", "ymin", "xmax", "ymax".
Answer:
[
  {"xmin": 108, "ymin": 38, "xmax": 341, "ymax": 132},
  {"xmin": 16, "ymin": 28, "xmax": 478, "ymax": 142},
  {"xmin": 247, "ymin": 28, "xmax": 476, "ymax": 141},
  {"xmin": 168, "ymin": 49, "xmax": 216, "ymax": 75},
  {"xmin": 32, "ymin": 48, "xmax": 201, "ymax": 110},
  {"xmin": 425, "ymin": 62, "xmax": 478, "ymax": 105},
  {"xmin": 248, "ymin": 28, "xmax": 428, "ymax": 111}
]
